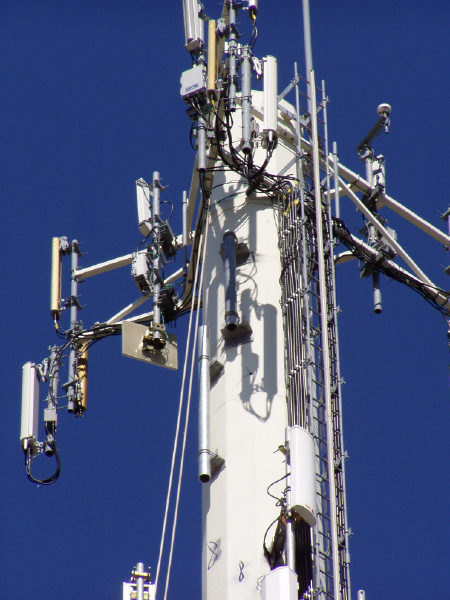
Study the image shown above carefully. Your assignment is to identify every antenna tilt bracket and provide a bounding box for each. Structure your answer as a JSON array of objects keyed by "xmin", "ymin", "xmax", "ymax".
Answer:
[{"xmin": 142, "ymin": 323, "xmax": 167, "ymax": 351}]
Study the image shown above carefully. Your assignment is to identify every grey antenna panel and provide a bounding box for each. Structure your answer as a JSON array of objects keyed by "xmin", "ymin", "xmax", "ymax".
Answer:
[{"xmin": 122, "ymin": 320, "xmax": 178, "ymax": 370}]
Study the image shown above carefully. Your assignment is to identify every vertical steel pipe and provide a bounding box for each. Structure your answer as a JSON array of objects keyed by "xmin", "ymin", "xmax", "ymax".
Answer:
[
  {"xmin": 333, "ymin": 142, "xmax": 340, "ymax": 219},
  {"xmin": 68, "ymin": 241, "xmax": 78, "ymax": 412},
  {"xmin": 198, "ymin": 115, "xmax": 207, "ymax": 173},
  {"xmin": 301, "ymin": 0, "xmax": 313, "ymax": 115},
  {"xmin": 136, "ymin": 562, "xmax": 144, "ymax": 600},
  {"xmin": 152, "ymin": 172, "xmax": 161, "ymax": 342},
  {"xmin": 182, "ymin": 190, "xmax": 188, "ymax": 277},
  {"xmin": 228, "ymin": 2, "xmax": 237, "ymax": 111},
  {"xmin": 198, "ymin": 325, "xmax": 211, "ymax": 483},
  {"xmin": 223, "ymin": 231, "xmax": 239, "ymax": 331},
  {"xmin": 364, "ymin": 150, "xmax": 382, "ymax": 314}
]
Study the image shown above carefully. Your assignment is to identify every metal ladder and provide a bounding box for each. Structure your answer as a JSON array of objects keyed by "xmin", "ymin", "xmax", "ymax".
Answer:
[{"xmin": 278, "ymin": 76, "xmax": 350, "ymax": 600}]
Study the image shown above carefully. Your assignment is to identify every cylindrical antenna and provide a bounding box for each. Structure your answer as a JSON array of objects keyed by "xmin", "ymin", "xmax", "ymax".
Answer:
[
  {"xmin": 241, "ymin": 44, "xmax": 253, "ymax": 153},
  {"xmin": 333, "ymin": 142, "xmax": 340, "ymax": 219},
  {"xmin": 68, "ymin": 240, "xmax": 79, "ymax": 412},
  {"xmin": 198, "ymin": 325, "xmax": 211, "ymax": 483},
  {"xmin": 223, "ymin": 231, "xmax": 239, "ymax": 331},
  {"xmin": 77, "ymin": 343, "xmax": 88, "ymax": 412},
  {"xmin": 228, "ymin": 2, "xmax": 237, "ymax": 111},
  {"xmin": 207, "ymin": 20, "xmax": 216, "ymax": 99},
  {"xmin": 373, "ymin": 271, "xmax": 382, "ymax": 314},
  {"xmin": 136, "ymin": 562, "xmax": 145, "ymax": 600},
  {"xmin": 248, "ymin": 0, "xmax": 258, "ymax": 20},
  {"xmin": 152, "ymin": 172, "xmax": 161, "ymax": 343},
  {"xmin": 51, "ymin": 237, "xmax": 61, "ymax": 321},
  {"xmin": 182, "ymin": 190, "xmax": 188, "ymax": 277},
  {"xmin": 263, "ymin": 56, "xmax": 278, "ymax": 145},
  {"xmin": 357, "ymin": 591, "xmax": 366, "ymax": 600}
]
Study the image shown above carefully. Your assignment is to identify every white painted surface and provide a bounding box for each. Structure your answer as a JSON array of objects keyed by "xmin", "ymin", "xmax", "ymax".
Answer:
[{"xmin": 201, "ymin": 91, "xmax": 298, "ymax": 600}]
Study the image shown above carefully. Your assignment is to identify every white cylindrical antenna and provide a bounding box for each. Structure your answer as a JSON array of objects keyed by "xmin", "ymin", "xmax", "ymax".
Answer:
[
  {"xmin": 198, "ymin": 325, "xmax": 211, "ymax": 483},
  {"xmin": 248, "ymin": 0, "xmax": 258, "ymax": 20},
  {"xmin": 20, "ymin": 362, "xmax": 40, "ymax": 457},
  {"xmin": 288, "ymin": 425, "xmax": 317, "ymax": 526},
  {"xmin": 51, "ymin": 237, "xmax": 61, "ymax": 321},
  {"xmin": 223, "ymin": 231, "xmax": 239, "ymax": 331},
  {"xmin": 207, "ymin": 20, "xmax": 216, "ymax": 99},
  {"xmin": 182, "ymin": 0, "xmax": 204, "ymax": 52},
  {"xmin": 228, "ymin": 2, "xmax": 237, "ymax": 110},
  {"xmin": 333, "ymin": 142, "xmax": 340, "ymax": 219},
  {"xmin": 241, "ymin": 45, "xmax": 253, "ymax": 153},
  {"xmin": 263, "ymin": 56, "xmax": 278, "ymax": 143},
  {"xmin": 357, "ymin": 591, "xmax": 366, "ymax": 600}
]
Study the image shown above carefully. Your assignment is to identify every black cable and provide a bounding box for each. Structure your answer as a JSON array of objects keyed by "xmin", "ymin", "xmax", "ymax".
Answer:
[
  {"xmin": 25, "ymin": 441, "xmax": 61, "ymax": 485},
  {"xmin": 266, "ymin": 472, "xmax": 288, "ymax": 504}
]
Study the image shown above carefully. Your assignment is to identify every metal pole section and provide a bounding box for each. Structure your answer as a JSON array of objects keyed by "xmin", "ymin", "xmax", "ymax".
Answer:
[
  {"xmin": 357, "ymin": 591, "xmax": 365, "ymax": 600},
  {"xmin": 152, "ymin": 172, "xmax": 161, "ymax": 342},
  {"xmin": 223, "ymin": 231, "xmax": 239, "ymax": 331},
  {"xmin": 301, "ymin": 0, "xmax": 313, "ymax": 115},
  {"xmin": 333, "ymin": 142, "xmax": 340, "ymax": 219},
  {"xmin": 228, "ymin": 1, "xmax": 237, "ymax": 111},
  {"xmin": 310, "ymin": 71, "xmax": 340, "ymax": 600},
  {"xmin": 241, "ymin": 44, "xmax": 252, "ymax": 153},
  {"xmin": 136, "ymin": 562, "xmax": 144, "ymax": 600},
  {"xmin": 68, "ymin": 241, "xmax": 78, "ymax": 412},
  {"xmin": 363, "ymin": 149, "xmax": 382, "ymax": 314},
  {"xmin": 198, "ymin": 115, "xmax": 207, "ymax": 173},
  {"xmin": 182, "ymin": 190, "xmax": 188, "ymax": 277},
  {"xmin": 198, "ymin": 325, "xmax": 211, "ymax": 483}
]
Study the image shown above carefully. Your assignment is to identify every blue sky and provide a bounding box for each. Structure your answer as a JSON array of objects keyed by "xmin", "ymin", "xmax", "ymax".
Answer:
[{"xmin": 2, "ymin": 2, "xmax": 450, "ymax": 599}]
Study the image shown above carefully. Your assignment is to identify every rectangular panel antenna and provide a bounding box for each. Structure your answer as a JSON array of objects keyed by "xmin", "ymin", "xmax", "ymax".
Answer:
[
  {"xmin": 136, "ymin": 179, "xmax": 151, "ymax": 236},
  {"xmin": 20, "ymin": 362, "xmax": 39, "ymax": 457}
]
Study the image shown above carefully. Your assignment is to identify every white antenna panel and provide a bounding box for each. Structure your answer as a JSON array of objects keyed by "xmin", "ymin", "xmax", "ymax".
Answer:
[
  {"xmin": 20, "ymin": 362, "xmax": 39, "ymax": 457},
  {"xmin": 182, "ymin": 0, "xmax": 203, "ymax": 52},
  {"xmin": 288, "ymin": 425, "xmax": 317, "ymax": 526},
  {"xmin": 136, "ymin": 178, "xmax": 151, "ymax": 236}
]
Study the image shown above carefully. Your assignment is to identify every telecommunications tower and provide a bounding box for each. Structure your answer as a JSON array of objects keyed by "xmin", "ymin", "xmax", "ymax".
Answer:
[{"xmin": 20, "ymin": 2, "xmax": 450, "ymax": 600}]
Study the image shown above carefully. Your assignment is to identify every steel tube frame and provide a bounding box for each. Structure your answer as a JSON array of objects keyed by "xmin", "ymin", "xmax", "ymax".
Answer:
[{"xmin": 198, "ymin": 325, "xmax": 211, "ymax": 482}]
